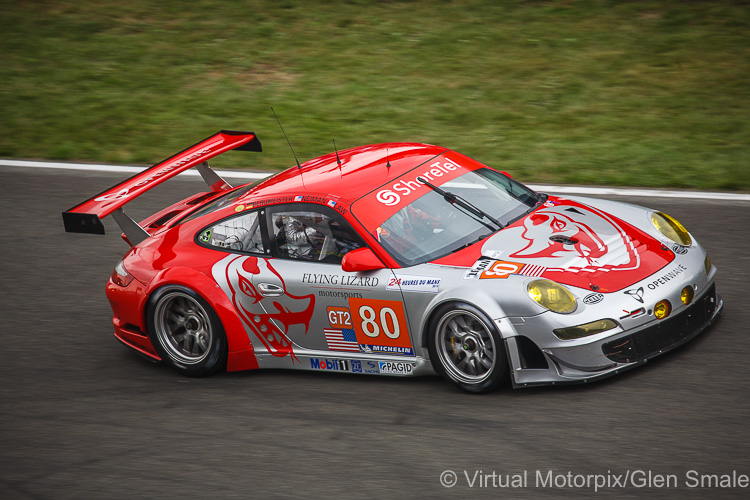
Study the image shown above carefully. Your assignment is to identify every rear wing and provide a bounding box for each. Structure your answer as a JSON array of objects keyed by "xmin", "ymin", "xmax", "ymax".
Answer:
[{"xmin": 62, "ymin": 130, "xmax": 261, "ymax": 245}]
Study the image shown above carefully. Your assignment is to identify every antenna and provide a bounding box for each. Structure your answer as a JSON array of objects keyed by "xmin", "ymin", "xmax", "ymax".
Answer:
[
  {"xmin": 386, "ymin": 148, "xmax": 391, "ymax": 169},
  {"xmin": 271, "ymin": 107, "xmax": 301, "ymax": 170},
  {"xmin": 333, "ymin": 139, "xmax": 342, "ymax": 165}
]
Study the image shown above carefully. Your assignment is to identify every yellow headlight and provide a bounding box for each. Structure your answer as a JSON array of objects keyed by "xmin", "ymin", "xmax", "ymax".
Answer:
[
  {"xmin": 527, "ymin": 279, "xmax": 577, "ymax": 314},
  {"xmin": 681, "ymin": 286, "xmax": 694, "ymax": 305},
  {"xmin": 654, "ymin": 300, "xmax": 672, "ymax": 320},
  {"xmin": 651, "ymin": 212, "xmax": 691, "ymax": 246},
  {"xmin": 554, "ymin": 319, "xmax": 618, "ymax": 340},
  {"xmin": 704, "ymin": 254, "xmax": 712, "ymax": 275}
]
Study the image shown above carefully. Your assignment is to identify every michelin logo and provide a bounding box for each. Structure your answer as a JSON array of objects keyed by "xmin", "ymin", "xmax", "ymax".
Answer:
[
  {"xmin": 360, "ymin": 344, "xmax": 414, "ymax": 356},
  {"xmin": 379, "ymin": 361, "xmax": 414, "ymax": 375}
]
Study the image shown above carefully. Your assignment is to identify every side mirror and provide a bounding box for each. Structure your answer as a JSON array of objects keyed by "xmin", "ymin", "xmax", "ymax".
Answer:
[{"xmin": 341, "ymin": 248, "xmax": 386, "ymax": 272}]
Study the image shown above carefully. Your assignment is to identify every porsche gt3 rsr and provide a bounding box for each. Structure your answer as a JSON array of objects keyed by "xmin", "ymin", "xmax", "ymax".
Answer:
[{"xmin": 63, "ymin": 130, "xmax": 723, "ymax": 392}]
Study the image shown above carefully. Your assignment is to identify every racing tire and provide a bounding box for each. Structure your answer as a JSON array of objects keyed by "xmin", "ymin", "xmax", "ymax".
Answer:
[
  {"xmin": 427, "ymin": 302, "xmax": 508, "ymax": 393},
  {"xmin": 147, "ymin": 286, "xmax": 227, "ymax": 377}
]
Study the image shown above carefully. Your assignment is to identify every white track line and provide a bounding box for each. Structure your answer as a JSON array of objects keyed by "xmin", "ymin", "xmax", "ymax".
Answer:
[
  {"xmin": 528, "ymin": 184, "xmax": 750, "ymax": 201},
  {"xmin": 2, "ymin": 158, "xmax": 749, "ymax": 201},
  {"xmin": 0, "ymin": 159, "xmax": 268, "ymax": 180}
]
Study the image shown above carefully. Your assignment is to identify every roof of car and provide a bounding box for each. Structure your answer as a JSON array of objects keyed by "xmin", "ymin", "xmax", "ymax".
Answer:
[{"xmin": 240, "ymin": 142, "xmax": 449, "ymax": 204}]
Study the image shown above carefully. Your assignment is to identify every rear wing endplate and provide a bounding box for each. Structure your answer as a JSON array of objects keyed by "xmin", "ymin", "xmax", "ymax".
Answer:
[{"xmin": 62, "ymin": 130, "xmax": 261, "ymax": 245}]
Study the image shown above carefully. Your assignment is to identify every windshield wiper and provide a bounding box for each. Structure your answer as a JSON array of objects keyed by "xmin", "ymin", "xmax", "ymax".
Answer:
[
  {"xmin": 459, "ymin": 233, "xmax": 492, "ymax": 250},
  {"xmin": 416, "ymin": 177, "xmax": 504, "ymax": 230}
]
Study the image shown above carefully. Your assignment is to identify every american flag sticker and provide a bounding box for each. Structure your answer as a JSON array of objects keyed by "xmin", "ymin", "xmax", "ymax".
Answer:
[
  {"xmin": 327, "ymin": 199, "xmax": 337, "ymax": 208},
  {"xmin": 294, "ymin": 195, "xmax": 304, "ymax": 201},
  {"xmin": 324, "ymin": 328, "xmax": 360, "ymax": 352}
]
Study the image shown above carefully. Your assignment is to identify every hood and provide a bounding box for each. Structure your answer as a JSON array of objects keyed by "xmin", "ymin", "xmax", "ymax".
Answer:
[{"xmin": 475, "ymin": 197, "xmax": 674, "ymax": 293}]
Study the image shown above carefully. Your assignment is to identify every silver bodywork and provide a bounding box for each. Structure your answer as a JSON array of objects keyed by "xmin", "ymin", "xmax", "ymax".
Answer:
[{"xmin": 211, "ymin": 195, "xmax": 721, "ymax": 387}]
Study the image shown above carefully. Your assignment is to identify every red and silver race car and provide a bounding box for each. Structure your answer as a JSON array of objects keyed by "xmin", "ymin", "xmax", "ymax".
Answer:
[{"xmin": 63, "ymin": 130, "xmax": 722, "ymax": 392}]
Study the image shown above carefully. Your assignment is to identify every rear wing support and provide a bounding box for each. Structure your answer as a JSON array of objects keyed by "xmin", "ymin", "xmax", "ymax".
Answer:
[
  {"xmin": 62, "ymin": 130, "xmax": 261, "ymax": 246},
  {"xmin": 111, "ymin": 208, "xmax": 150, "ymax": 246},
  {"xmin": 196, "ymin": 161, "xmax": 232, "ymax": 191}
]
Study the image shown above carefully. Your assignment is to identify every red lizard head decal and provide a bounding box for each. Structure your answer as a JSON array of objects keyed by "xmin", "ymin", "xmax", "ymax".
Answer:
[
  {"xmin": 507, "ymin": 203, "xmax": 640, "ymax": 273},
  {"xmin": 219, "ymin": 255, "xmax": 315, "ymax": 363},
  {"xmin": 513, "ymin": 211, "xmax": 608, "ymax": 264}
]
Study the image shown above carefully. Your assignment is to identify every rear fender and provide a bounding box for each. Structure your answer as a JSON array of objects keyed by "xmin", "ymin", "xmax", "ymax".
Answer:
[{"xmin": 144, "ymin": 267, "xmax": 257, "ymax": 369}]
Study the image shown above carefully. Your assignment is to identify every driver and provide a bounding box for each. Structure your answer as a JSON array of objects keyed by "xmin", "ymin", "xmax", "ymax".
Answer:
[
  {"xmin": 378, "ymin": 205, "xmax": 442, "ymax": 254},
  {"xmin": 280, "ymin": 215, "xmax": 325, "ymax": 259}
]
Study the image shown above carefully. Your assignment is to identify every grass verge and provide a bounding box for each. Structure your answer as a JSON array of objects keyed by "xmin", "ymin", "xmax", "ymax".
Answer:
[{"xmin": 0, "ymin": 0, "xmax": 748, "ymax": 190}]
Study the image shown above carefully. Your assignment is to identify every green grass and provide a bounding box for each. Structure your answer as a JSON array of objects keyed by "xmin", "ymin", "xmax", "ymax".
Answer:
[{"xmin": 1, "ymin": 0, "xmax": 748, "ymax": 190}]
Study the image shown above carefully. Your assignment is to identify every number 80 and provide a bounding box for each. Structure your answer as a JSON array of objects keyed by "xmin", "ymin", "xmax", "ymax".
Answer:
[{"xmin": 358, "ymin": 305, "xmax": 400, "ymax": 339}]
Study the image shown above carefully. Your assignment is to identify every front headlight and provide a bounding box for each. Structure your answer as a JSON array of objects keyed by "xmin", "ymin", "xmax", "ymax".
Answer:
[
  {"xmin": 554, "ymin": 319, "xmax": 618, "ymax": 340},
  {"xmin": 527, "ymin": 279, "xmax": 577, "ymax": 314},
  {"xmin": 651, "ymin": 212, "xmax": 691, "ymax": 246}
]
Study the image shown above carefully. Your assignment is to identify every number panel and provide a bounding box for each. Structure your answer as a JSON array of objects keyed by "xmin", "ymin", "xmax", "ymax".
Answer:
[{"xmin": 348, "ymin": 298, "xmax": 414, "ymax": 356}]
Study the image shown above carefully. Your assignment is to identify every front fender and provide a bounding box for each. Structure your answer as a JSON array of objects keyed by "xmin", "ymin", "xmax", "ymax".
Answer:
[{"xmin": 417, "ymin": 284, "xmax": 517, "ymax": 348}]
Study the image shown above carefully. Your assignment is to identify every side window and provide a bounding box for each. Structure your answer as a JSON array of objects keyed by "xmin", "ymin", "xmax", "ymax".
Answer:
[
  {"xmin": 271, "ymin": 208, "xmax": 363, "ymax": 263},
  {"xmin": 198, "ymin": 210, "xmax": 265, "ymax": 253}
]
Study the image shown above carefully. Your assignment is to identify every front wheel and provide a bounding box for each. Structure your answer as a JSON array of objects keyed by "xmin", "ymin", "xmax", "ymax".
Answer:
[
  {"xmin": 427, "ymin": 303, "xmax": 508, "ymax": 393},
  {"xmin": 147, "ymin": 286, "xmax": 227, "ymax": 377}
]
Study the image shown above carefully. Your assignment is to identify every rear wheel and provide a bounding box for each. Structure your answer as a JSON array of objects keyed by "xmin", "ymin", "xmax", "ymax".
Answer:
[
  {"xmin": 427, "ymin": 303, "xmax": 507, "ymax": 393},
  {"xmin": 147, "ymin": 286, "xmax": 227, "ymax": 377}
]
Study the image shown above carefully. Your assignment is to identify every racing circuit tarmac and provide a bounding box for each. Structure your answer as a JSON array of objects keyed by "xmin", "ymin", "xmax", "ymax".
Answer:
[{"xmin": 1, "ymin": 165, "xmax": 750, "ymax": 499}]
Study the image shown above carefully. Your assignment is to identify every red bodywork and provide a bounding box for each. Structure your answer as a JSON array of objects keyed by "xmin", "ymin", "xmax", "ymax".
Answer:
[
  {"xmin": 66, "ymin": 132, "xmax": 674, "ymax": 372},
  {"xmin": 102, "ymin": 140, "xmax": 453, "ymax": 369}
]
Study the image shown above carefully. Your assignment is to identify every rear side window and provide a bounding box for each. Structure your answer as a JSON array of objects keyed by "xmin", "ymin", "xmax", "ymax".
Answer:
[{"xmin": 197, "ymin": 210, "xmax": 264, "ymax": 254}]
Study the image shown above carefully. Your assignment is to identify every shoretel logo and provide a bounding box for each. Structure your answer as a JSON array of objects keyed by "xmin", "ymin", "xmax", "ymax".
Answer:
[
  {"xmin": 376, "ymin": 190, "xmax": 400, "ymax": 206},
  {"xmin": 374, "ymin": 159, "xmax": 464, "ymax": 206},
  {"xmin": 95, "ymin": 188, "xmax": 131, "ymax": 202},
  {"xmin": 93, "ymin": 146, "xmax": 215, "ymax": 202}
]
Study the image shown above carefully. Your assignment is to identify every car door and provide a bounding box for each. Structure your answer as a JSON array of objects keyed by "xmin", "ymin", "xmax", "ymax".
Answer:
[
  {"xmin": 263, "ymin": 203, "xmax": 417, "ymax": 362},
  {"xmin": 204, "ymin": 207, "xmax": 308, "ymax": 362}
]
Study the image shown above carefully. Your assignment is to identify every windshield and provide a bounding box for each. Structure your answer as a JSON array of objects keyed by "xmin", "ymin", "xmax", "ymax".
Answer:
[{"xmin": 374, "ymin": 169, "xmax": 540, "ymax": 266}]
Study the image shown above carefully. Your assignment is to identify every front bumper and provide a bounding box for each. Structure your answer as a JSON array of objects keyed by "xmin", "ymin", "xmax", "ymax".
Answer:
[{"xmin": 507, "ymin": 283, "xmax": 723, "ymax": 388}]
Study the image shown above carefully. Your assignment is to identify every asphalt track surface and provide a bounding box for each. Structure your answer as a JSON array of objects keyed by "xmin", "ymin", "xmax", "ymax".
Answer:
[{"xmin": 2, "ymin": 166, "xmax": 749, "ymax": 499}]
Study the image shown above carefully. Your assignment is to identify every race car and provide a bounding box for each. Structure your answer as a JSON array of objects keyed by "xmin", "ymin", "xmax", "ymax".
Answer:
[{"xmin": 63, "ymin": 130, "xmax": 723, "ymax": 392}]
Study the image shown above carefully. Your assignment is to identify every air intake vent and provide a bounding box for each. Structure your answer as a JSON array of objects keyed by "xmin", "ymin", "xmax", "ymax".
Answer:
[
  {"xmin": 186, "ymin": 192, "xmax": 221, "ymax": 205},
  {"xmin": 148, "ymin": 210, "xmax": 182, "ymax": 229}
]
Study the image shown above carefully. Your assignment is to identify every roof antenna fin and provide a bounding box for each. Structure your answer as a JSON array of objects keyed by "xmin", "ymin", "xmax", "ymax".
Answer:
[
  {"xmin": 333, "ymin": 139, "xmax": 342, "ymax": 165},
  {"xmin": 333, "ymin": 139, "xmax": 342, "ymax": 176},
  {"xmin": 271, "ymin": 107, "xmax": 301, "ymax": 170}
]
